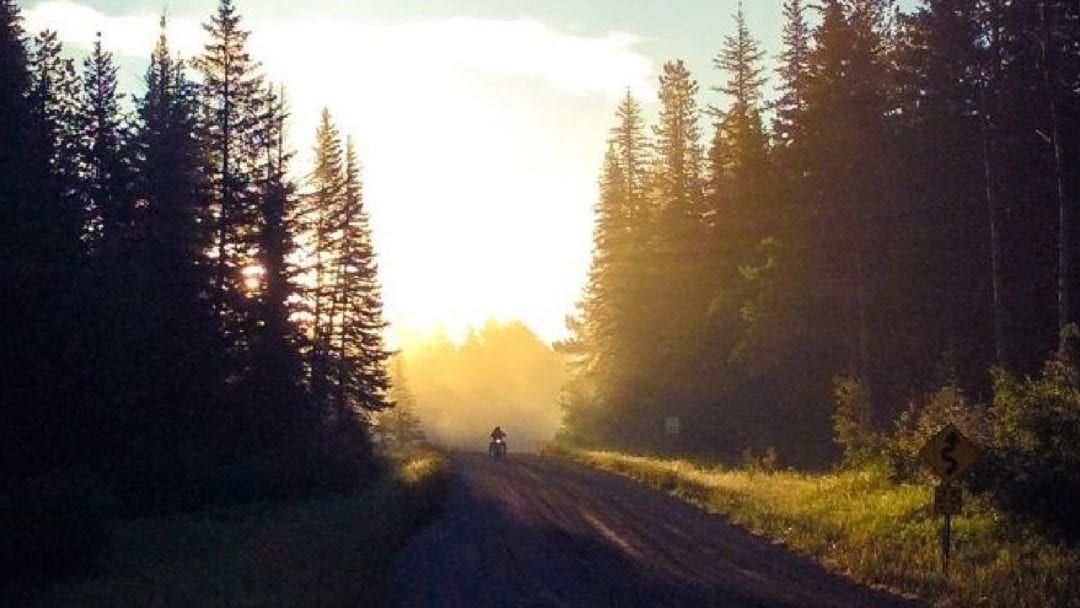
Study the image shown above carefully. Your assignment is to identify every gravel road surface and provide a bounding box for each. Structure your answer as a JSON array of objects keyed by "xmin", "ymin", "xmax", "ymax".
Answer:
[{"xmin": 380, "ymin": 453, "xmax": 923, "ymax": 608}]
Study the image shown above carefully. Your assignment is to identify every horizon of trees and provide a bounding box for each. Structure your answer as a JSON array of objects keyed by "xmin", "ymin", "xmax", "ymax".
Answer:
[
  {"xmin": 0, "ymin": 0, "xmax": 393, "ymax": 511},
  {"xmin": 396, "ymin": 320, "xmax": 566, "ymax": 452},
  {"xmin": 562, "ymin": 0, "xmax": 1080, "ymax": 466}
]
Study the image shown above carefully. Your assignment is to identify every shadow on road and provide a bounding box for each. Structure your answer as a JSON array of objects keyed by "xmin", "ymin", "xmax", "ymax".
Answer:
[{"xmin": 376, "ymin": 454, "xmax": 922, "ymax": 608}]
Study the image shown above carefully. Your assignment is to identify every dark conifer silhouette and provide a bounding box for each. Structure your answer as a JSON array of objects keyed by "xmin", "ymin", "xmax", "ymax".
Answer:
[
  {"xmin": 333, "ymin": 137, "xmax": 393, "ymax": 414},
  {"xmin": 301, "ymin": 108, "xmax": 346, "ymax": 404},
  {"xmin": 77, "ymin": 33, "xmax": 131, "ymax": 253},
  {"xmin": 195, "ymin": 0, "xmax": 266, "ymax": 346}
]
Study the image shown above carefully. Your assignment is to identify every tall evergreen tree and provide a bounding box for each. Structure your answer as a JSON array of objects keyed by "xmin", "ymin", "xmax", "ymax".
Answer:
[
  {"xmin": 561, "ymin": 143, "xmax": 630, "ymax": 443},
  {"xmin": 890, "ymin": 0, "xmax": 997, "ymax": 396},
  {"xmin": 0, "ymin": 0, "xmax": 28, "ymax": 212},
  {"xmin": 561, "ymin": 91, "xmax": 657, "ymax": 444},
  {"xmin": 244, "ymin": 86, "xmax": 312, "ymax": 489},
  {"xmin": 26, "ymin": 29, "xmax": 83, "ymax": 242},
  {"xmin": 195, "ymin": 0, "xmax": 266, "ymax": 346},
  {"xmin": 653, "ymin": 60, "xmax": 705, "ymax": 221},
  {"xmin": 118, "ymin": 16, "xmax": 227, "ymax": 505},
  {"xmin": 332, "ymin": 137, "xmax": 393, "ymax": 414},
  {"xmin": 801, "ymin": 0, "xmax": 892, "ymax": 379},
  {"xmin": 708, "ymin": 0, "xmax": 770, "ymax": 242},
  {"xmin": 78, "ymin": 32, "xmax": 131, "ymax": 254},
  {"xmin": 4, "ymin": 30, "xmax": 89, "ymax": 478},
  {"xmin": 773, "ymin": 0, "xmax": 811, "ymax": 148},
  {"xmin": 645, "ymin": 59, "xmax": 710, "ymax": 443},
  {"xmin": 301, "ymin": 108, "xmax": 346, "ymax": 402},
  {"xmin": 702, "ymin": 1, "xmax": 774, "ymax": 448},
  {"xmin": 0, "ymin": 0, "xmax": 37, "ymax": 482}
]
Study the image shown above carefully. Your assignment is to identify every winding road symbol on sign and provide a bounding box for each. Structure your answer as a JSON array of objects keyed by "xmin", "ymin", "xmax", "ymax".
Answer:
[
  {"xmin": 941, "ymin": 431, "xmax": 960, "ymax": 476},
  {"xmin": 920, "ymin": 424, "xmax": 977, "ymax": 483}
]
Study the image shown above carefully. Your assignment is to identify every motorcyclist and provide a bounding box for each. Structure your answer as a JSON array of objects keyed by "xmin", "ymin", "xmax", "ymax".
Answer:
[{"xmin": 489, "ymin": 426, "xmax": 507, "ymax": 457}]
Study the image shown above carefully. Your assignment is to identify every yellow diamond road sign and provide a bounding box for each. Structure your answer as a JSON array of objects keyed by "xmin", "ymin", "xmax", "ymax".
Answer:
[{"xmin": 920, "ymin": 424, "xmax": 977, "ymax": 483}]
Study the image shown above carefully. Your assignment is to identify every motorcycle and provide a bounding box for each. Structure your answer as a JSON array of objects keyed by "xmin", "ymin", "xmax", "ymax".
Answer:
[{"xmin": 489, "ymin": 437, "xmax": 508, "ymax": 459}]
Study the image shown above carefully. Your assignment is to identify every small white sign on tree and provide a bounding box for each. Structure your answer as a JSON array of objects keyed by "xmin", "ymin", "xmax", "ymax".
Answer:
[{"xmin": 664, "ymin": 416, "xmax": 681, "ymax": 436}]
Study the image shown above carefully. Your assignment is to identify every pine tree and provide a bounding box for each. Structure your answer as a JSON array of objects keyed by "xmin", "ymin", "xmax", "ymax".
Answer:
[
  {"xmin": 800, "ymin": 0, "xmax": 892, "ymax": 378},
  {"xmin": 612, "ymin": 90, "xmax": 651, "ymax": 225},
  {"xmin": 891, "ymin": 0, "xmax": 998, "ymax": 395},
  {"xmin": 653, "ymin": 60, "xmax": 705, "ymax": 220},
  {"xmin": 376, "ymin": 357, "xmax": 427, "ymax": 450},
  {"xmin": 0, "ymin": 0, "xmax": 30, "ymax": 280},
  {"xmin": 0, "ymin": 0, "xmax": 28, "ymax": 212},
  {"xmin": 332, "ymin": 137, "xmax": 392, "ymax": 413},
  {"xmin": 646, "ymin": 59, "xmax": 710, "ymax": 442},
  {"xmin": 195, "ymin": 0, "xmax": 266, "ymax": 339},
  {"xmin": 4, "ymin": 30, "xmax": 89, "ymax": 478},
  {"xmin": 0, "ymin": 0, "xmax": 36, "ymax": 481},
  {"xmin": 26, "ymin": 29, "xmax": 84, "ymax": 244},
  {"xmin": 246, "ymin": 85, "xmax": 308, "ymax": 459},
  {"xmin": 700, "ymin": 2, "xmax": 775, "ymax": 447},
  {"xmin": 119, "ymin": 15, "xmax": 226, "ymax": 503},
  {"xmin": 301, "ymin": 108, "xmax": 346, "ymax": 402},
  {"xmin": 708, "ymin": 0, "xmax": 769, "ymax": 231},
  {"xmin": 563, "ymin": 91, "xmax": 656, "ymax": 439},
  {"xmin": 561, "ymin": 143, "xmax": 629, "ymax": 442},
  {"xmin": 713, "ymin": 1, "xmax": 767, "ymax": 124},
  {"xmin": 774, "ymin": 0, "xmax": 811, "ymax": 148},
  {"xmin": 78, "ymin": 32, "xmax": 131, "ymax": 254},
  {"xmin": 134, "ymin": 15, "xmax": 212, "ymax": 279}
]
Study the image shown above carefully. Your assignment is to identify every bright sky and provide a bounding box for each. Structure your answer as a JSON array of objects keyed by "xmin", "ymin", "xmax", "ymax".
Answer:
[{"xmin": 20, "ymin": 0, "xmax": 827, "ymax": 344}]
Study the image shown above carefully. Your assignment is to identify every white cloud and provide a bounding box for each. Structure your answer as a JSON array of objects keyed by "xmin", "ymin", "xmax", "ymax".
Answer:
[
  {"xmin": 23, "ymin": 1, "xmax": 203, "ymax": 59},
  {"xmin": 23, "ymin": 2, "xmax": 653, "ymax": 100}
]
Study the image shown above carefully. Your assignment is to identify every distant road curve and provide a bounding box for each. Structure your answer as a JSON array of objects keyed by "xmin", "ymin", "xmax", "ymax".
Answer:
[{"xmin": 379, "ymin": 453, "xmax": 922, "ymax": 608}]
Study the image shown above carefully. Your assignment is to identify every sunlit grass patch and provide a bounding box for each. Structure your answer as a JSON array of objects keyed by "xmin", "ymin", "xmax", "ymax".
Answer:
[
  {"xmin": 2, "ymin": 451, "xmax": 449, "ymax": 608},
  {"xmin": 556, "ymin": 446, "xmax": 1080, "ymax": 608}
]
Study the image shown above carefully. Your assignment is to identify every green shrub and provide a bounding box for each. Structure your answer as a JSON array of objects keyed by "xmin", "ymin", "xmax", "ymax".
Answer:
[
  {"xmin": 740, "ymin": 446, "xmax": 779, "ymax": 472},
  {"xmin": 889, "ymin": 382, "xmax": 988, "ymax": 482},
  {"xmin": 831, "ymin": 374, "xmax": 882, "ymax": 467},
  {"xmin": 981, "ymin": 327, "xmax": 1080, "ymax": 540}
]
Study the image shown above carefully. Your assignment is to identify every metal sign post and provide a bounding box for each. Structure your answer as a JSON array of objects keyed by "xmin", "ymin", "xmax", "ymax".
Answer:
[
  {"xmin": 921, "ymin": 424, "xmax": 977, "ymax": 578},
  {"xmin": 933, "ymin": 482, "xmax": 962, "ymax": 576}
]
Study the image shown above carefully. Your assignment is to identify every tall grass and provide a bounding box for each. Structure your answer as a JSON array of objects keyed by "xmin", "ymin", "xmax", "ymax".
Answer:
[
  {"xmin": 2, "ymin": 451, "xmax": 448, "ymax": 608},
  {"xmin": 554, "ymin": 446, "xmax": 1080, "ymax": 608}
]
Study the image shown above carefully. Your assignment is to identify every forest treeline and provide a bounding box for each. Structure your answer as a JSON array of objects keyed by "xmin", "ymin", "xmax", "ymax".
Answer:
[
  {"xmin": 562, "ymin": 0, "xmax": 1080, "ymax": 468},
  {"xmin": 387, "ymin": 321, "xmax": 565, "ymax": 451},
  {"xmin": 0, "ymin": 0, "xmax": 393, "ymax": 538}
]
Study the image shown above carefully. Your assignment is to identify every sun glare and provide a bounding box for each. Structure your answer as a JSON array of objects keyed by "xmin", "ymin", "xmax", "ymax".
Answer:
[
  {"xmin": 242, "ymin": 264, "xmax": 264, "ymax": 293},
  {"xmin": 23, "ymin": 2, "xmax": 653, "ymax": 346}
]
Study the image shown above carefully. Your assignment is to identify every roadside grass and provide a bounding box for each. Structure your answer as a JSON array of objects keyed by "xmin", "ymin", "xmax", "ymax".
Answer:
[
  {"xmin": 550, "ymin": 445, "xmax": 1080, "ymax": 608},
  {"xmin": 1, "ymin": 450, "xmax": 448, "ymax": 608}
]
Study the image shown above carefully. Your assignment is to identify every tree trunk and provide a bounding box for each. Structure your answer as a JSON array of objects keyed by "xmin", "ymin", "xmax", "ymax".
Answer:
[
  {"xmin": 981, "ymin": 121, "xmax": 1006, "ymax": 367},
  {"xmin": 1039, "ymin": 1, "xmax": 1069, "ymax": 331}
]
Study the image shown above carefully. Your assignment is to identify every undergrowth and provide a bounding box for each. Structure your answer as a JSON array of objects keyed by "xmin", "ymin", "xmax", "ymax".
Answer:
[{"xmin": 1, "ymin": 450, "xmax": 448, "ymax": 608}]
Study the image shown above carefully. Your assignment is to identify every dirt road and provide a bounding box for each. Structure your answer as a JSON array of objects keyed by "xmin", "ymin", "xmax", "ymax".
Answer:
[{"xmin": 380, "ymin": 453, "xmax": 922, "ymax": 607}]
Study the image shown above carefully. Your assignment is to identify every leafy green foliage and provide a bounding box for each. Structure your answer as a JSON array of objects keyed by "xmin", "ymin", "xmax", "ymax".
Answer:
[
  {"xmin": 981, "ymin": 325, "xmax": 1080, "ymax": 539},
  {"xmin": 831, "ymin": 374, "xmax": 882, "ymax": 467},
  {"xmin": 889, "ymin": 383, "xmax": 988, "ymax": 481}
]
